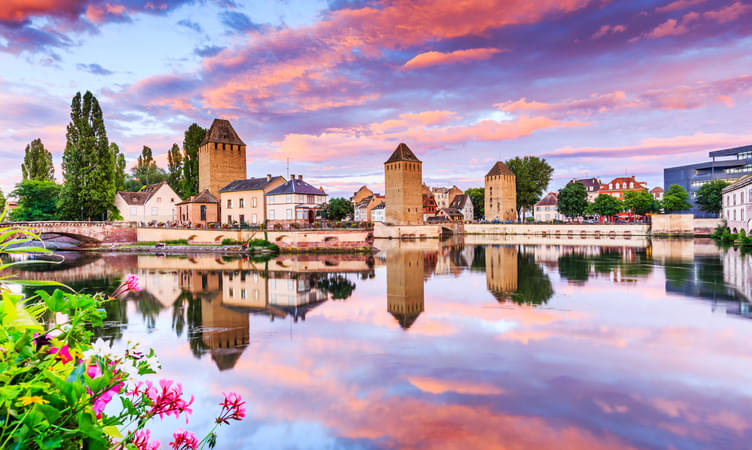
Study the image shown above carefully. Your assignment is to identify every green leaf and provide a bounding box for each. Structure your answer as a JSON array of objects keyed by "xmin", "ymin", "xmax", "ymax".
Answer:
[
  {"xmin": 43, "ymin": 289, "xmax": 67, "ymax": 313},
  {"xmin": 35, "ymin": 404, "xmax": 61, "ymax": 423},
  {"xmin": 102, "ymin": 426, "xmax": 122, "ymax": 438}
]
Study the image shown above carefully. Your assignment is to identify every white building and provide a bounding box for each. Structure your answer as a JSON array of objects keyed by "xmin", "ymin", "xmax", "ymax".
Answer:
[
  {"xmin": 371, "ymin": 202, "xmax": 385, "ymax": 222},
  {"xmin": 722, "ymin": 174, "xmax": 752, "ymax": 233},
  {"xmin": 114, "ymin": 182, "xmax": 180, "ymax": 223},
  {"xmin": 265, "ymin": 175, "xmax": 327, "ymax": 224},
  {"xmin": 448, "ymin": 194, "xmax": 474, "ymax": 222},
  {"xmin": 534, "ymin": 192, "xmax": 563, "ymax": 222}
]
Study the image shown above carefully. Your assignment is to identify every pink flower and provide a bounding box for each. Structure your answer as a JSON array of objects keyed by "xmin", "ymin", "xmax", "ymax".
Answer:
[
  {"xmin": 169, "ymin": 429, "xmax": 198, "ymax": 450},
  {"xmin": 217, "ymin": 392, "xmax": 246, "ymax": 424},
  {"xmin": 91, "ymin": 382, "xmax": 123, "ymax": 418},
  {"xmin": 113, "ymin": 274, "xmax": 142, "ymax": 297},
  {"xmin": 87, "ymin": 363, "xmax": 103, "ymax": 379},
  {"xmin": 133, "ymin": 429, "xmax": 161, "ymax": 450},
  {"xmin": 47, "ymin": 344, "xmax": 73, "ymax": 364},
  {"xmin": 131, "ymin": 379, "xmax": 194, "ymax": 423}
]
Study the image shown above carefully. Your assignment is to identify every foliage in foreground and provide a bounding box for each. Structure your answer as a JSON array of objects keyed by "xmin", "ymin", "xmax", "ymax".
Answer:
[{"xmin": 0, "ymin": 222, "xmax": 245, "ymax": 449}]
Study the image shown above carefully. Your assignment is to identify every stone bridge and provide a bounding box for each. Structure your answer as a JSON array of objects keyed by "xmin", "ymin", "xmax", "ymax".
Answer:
[{"xmin": 2, "ymin": 221, "xmax": 137, "ymax": 245}]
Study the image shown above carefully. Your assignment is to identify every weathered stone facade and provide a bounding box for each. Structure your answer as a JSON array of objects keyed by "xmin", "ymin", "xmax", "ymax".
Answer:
[
  {"xmin": 386, "ymin": 248, "xmax": 424, "ymax": 329},
  {"xmin": 384, "ymin": 143, "xmax": 423, "ymax": 225},
  {"xmin": 484, "ymin": 161, "xmax": 517, "ymax": 221},
  {"xmin": 198, "ymin": 119, "xmax": 247, "ymax": 210}
]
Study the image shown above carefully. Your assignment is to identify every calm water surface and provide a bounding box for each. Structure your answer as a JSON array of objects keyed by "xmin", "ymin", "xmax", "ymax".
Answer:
[{"xmin": 11, "ymin": 237, "xmax": 752, "ymax": 449}]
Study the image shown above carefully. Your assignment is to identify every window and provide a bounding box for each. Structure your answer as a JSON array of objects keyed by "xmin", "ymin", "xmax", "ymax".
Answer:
[
  {"xmin": 287, "ymin": 194, "xmax": 293, "ymax": 203},
  {"xmin": 252, "ymin": 198, "xmax": 257, "ymax": 207},
  {"xmin": 241, "ymin": 289, "xmax": 246, "ymax": 299},
  {"xmin": 286, "ymin": 209, "xmax": 292, "ymax": 219},
  {"xmin": 130, "ymin": 207, "xmax": 137, "ymax": 215},
  {"xmin": 229, "ymin": 288, "xmax": 234, "ymax": 297},
  {"xmin": 227, "ymin": 199, "xmax": 232, "ymax": 209},
  {"xmin": 157, "ymin": 197, "xmax": 162, "ymax": 203},
  {"xmin": 297, "ymin": 210, "xmax": 304, "ymax": 220},
  {"xmin": 307, "ymin": 195, "xmax": 315, "ymax": 204},
  {"xmin": 200, "ymin": 205, "xmax": 207, "ymax": 221},
  {"xmin": 268, "ymin": 196, "xmax": 274, "ymax": 204},
  {"xmin": 151, "ymin": 207, "xmax": 157, "ymax": 216},
  {"xmin": 228, "ymin": 215, "xmax": 232, "ymax": 223},
  {"xmin": 629, "ymin": 182, "xmax": 633, "ymax": 188},
  {"xmin": 252, "ymin": 214, "xmax": 257, "ymax": 224},
  {"xmin": 269, "ymin": 210, "xmax": 275, "ymax": 220},
  {"xmin": 239, "ymin": 198, "xmax": 245, "ymax": 208},
  {"xmin": 240, "ymin": 215, "xmax": 245, "ymax": 224},
  {"xmin": 615, "ymin": 183, "xmax": 620, "ymax": 189}
]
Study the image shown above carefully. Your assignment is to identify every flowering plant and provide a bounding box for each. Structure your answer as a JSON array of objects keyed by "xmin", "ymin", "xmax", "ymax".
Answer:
[{"xmin": 0, "ymin": 222, "xmax": 244, "ymax": 449}]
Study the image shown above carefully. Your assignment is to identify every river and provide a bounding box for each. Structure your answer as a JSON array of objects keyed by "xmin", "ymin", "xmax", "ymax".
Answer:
[{"xmin": 9, "ymin": 237, "xmax": 752, "ymax": 449}]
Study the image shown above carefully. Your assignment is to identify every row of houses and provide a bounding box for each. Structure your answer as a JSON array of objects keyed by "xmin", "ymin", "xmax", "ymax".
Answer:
[
  {"xmin": 350, "ymin": 183, "xmax": 475, "ymax": 223},
  {"xmin": 533, "ymin": 176, "xmax": 664, "ymax": 222}
]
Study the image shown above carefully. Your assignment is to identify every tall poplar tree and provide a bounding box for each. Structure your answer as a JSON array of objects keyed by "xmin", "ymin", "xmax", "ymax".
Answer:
[
  {"xmin": 21, "ymin": 138, "xmax": 55, "ymax": 182},
  {"xmin": 111, "ymin": 142, "xmax": 127, "ymax": 192},
  {"xmin": 59, "ymin": 91, "xmax": 116, "ymax": 220},
  {"xmin": 181, "ymin": 123, "xmax": 206, "ymax": 198},
  {"xmin": 133, "ymin": 146, "xmax": 164, "ymax": 186},
  {"xmin": 167, "ymin": 143, "xmax": 183, "ymax": 194}
]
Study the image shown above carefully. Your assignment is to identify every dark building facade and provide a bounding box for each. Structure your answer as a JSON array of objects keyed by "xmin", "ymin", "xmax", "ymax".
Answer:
[{"xmin": 664, "ymin": 144, "xmax": 752, "ymax": 218}]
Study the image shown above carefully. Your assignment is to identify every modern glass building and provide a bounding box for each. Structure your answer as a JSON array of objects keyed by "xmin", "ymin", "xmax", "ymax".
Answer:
[{"xmin": 664, "ymin": 144, "xmax": 752, "ymax": 217}]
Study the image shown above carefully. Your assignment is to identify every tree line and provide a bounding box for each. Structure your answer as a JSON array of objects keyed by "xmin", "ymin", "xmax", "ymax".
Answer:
[{"xmin": 7, "ymin": 91, "xmax": 209, "ymax": 221}]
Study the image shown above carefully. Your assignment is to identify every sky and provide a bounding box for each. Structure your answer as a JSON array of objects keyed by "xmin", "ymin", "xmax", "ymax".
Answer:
[{"xmin": 1, "ymin": 0, "xmax": 752, "ymax": 198}]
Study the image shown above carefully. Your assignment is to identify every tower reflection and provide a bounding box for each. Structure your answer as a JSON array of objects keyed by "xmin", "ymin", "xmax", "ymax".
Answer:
[{"xmin": 386, "ymin": 249, "xmax": 425, "ymax": 329}]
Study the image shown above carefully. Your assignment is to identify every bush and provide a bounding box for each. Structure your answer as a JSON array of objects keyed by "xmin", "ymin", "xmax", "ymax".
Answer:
[
  {"xmin": 721, "ymin": 228, "xmax": 736, "ymax": 244},
  {"xmin": 525, "ymin": 217, "xmax": 535, "ymax": 223},
  {"xmin": 711, "ymin": 224, "xmax": 725, "ymax": 240},
  {"xmin": 0, "ymin": 223, "xmax": 245, "ymax": 448},
  {"xmin": 221, "ymin": 238, "xmax": 238, "ymax": 245}
]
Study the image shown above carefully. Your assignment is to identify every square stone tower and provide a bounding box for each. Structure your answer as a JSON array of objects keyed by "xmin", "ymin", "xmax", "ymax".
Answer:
[
  {"xmin": 484, "ymin": 161, "xmax": 517, "ymax": 221},
  {"xmin": 386, "ymin": 248, "xmax": 424, "ymax": 329},
  {"xmin": 199, "ymin": 119, "xmax": 247, "ymax": 202},
  {"xmin": 384, "ymin": 143, "xmax": 423, "ymax": 225}
]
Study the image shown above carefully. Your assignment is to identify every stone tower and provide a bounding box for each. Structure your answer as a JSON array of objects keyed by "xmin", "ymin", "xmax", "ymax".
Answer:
[
  {"xmin": 386, "ymin": 248, "xmax": 424, "ymax": 329},
  {"xmin": 199, "ymin": 119, "xmax": 247, "ymax": 201},
  {"xmin": 484, "ymin": 161, "xmax": 517, "ymax": 221},
  {"xmin": 385, "ymin": 143, "xmax": 422, "ymax": 225},
  {"xmin": 485, "ymin": 245, "xmax": 518, "ymax": 302}
]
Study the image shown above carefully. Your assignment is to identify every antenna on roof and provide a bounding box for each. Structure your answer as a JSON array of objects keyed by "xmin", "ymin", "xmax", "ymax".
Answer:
[{"xmin": 286, "ymin": 157, "xmax": 290, "ymax": 179}]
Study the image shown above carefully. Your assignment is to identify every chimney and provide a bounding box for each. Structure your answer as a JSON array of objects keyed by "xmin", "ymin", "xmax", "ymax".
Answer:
[
  {"xmin": 266, "ymin": 174, "xmax": 272, "ymax": 182},
  {"xmin": 298, "ymin": 174, "xmax": 303, "ymax": 181},
  {"xmin": 290, "ymin": 174, "xmax": 295, "ymax": 181}
]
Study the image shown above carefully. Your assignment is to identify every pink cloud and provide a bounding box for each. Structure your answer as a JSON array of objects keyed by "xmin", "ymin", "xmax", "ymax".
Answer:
[
  {"xmin": 545, "ymin": 131, "xmax": 752, "ymax": 159},
  {"xmin": 496, "ymin": 74, "xmax": 752, "ymax": 117},
  {"xmin": 703, "ymin": 1, "xmax": 752, "ymax": 23},
  {"xmin": 0, "ymin": 0, "xmax": 85, "ymax": 22},
  {"xmin": 655, "ymin": 0, "xmax": 706, "ymax": 13},
  {"xmin": 269, "ymin": 111, "xmax": 587, "ymax": 163},
  {"xmin": 400, "ymin": 48, "xmax": 504, "ymax": 70},
  {"xmin": 591, "ymin": 24, "xmax": 627, "ymax": 39}
]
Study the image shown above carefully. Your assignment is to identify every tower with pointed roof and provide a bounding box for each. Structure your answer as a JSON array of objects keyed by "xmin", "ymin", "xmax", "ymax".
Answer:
[
  {"xmin": 484, "ymin": 161, "xmax": 517, "ymax": 221},
  {"xmin": 386, "ymin": 248, "xmax": 424, "ymax": 330},
  {"xmin": 198, "ymin": 118, "xmax": 247, "ymax": 204},
  {"xmin": 384, "ymin": 143, "xmax": 423, "ymax": 225}
]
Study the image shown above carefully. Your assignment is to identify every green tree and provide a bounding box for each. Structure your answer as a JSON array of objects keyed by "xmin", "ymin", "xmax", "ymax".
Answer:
[
  {"xmin": 132, "ymin": 146, "xmax": 166, "ymax": 187},
  {"xmin": 167, "ymin": 143, "xmax": 183, "ymax": 195},
  {"xmin": 10, "ymin": 180, "xmax": 61, "ymax": 221},
  {"xmin": 111, "ymin": 142, "xmax": 126, "ymax": 192},
  {"xmin": 182, "ymin": 123, "xmax": 206, "ymax": 198},
  {"xmin": 587, "ymin": 193, "xmax": 622, "ymax": 217},
  {"xmin": 324, "ymin": 197, "xmax": 354, "ymax": 221},
  {"xmin": 695, "ymin": 180, "xmax": 728, "ymax": 215},
  {"xmin": 662, "ymin": 184, "xmax": 692, "ymax": 213},
  {"xmin": 506, "ymin": 156, "xmax": 554, "ymax": 220},
  {"xmin": 464, "ymin": 187, "xmax": 484, "ymax": 220},
  {"xmin": 58, "ymin": 91, "xmax": 115, "ymax": 221},
  {"xmin": 557, "ymin": 182, "xmax": 588, "ymax": 219},
  {"xmin": 0, "ymin": 188, "xmax": 6, "ymax": 213},
  {"xmin": 623, "ymin": 190, "xmax": 658, "ymax": 215},
  {"xmin": 21, "ymin": 138, "xmax": 54, "ymax": 182}
]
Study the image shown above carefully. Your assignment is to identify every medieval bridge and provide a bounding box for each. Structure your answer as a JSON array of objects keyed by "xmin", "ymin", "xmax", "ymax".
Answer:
[{"xmin": 3, "ymin": 221, "xmax": 137, "ymax": 245}]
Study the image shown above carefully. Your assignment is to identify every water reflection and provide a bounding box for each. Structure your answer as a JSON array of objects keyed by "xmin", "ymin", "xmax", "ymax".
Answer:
[{"xmin": 7, "ymin": 238, "xmax": 752, "ymax": 448}]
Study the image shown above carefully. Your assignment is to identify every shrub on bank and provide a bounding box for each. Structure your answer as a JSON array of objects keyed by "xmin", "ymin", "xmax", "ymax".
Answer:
[{"xmin": 0, "ymin": 223, "xmax": 245, "ymax": 448}]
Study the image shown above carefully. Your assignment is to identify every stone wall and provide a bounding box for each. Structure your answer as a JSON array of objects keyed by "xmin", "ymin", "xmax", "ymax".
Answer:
[
  {"xmin": 384, "ymin": 160, "xmax": 423, "ymax": 225},
  {"xmin": 198, "ymin": 141, "xmax": 247, "ymax": 201},
  {"xmin": 465, "ymin": 223, "xmax": 649, "ymax": 236},
  {"xmin": 650, "ymin": 214, "xmax": 694, "ymax": 234},
  {"xmin": 136, "ymin": 227, "xmax": 373, "ymax": 250},
  {"xmin": 484, "ymin": 173, "xmax": 516, "ymax": 221},
  {"xmin": 7, "ymin": 221, "xmax": 137, "ymax": 244},
  {"xmin": 374, "ymin": 222, "xmax": 461, "ymax": 239}
]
